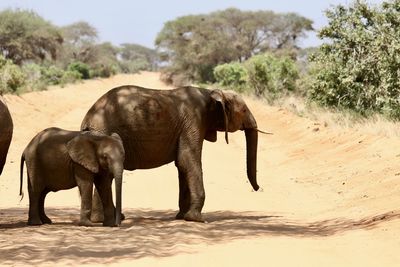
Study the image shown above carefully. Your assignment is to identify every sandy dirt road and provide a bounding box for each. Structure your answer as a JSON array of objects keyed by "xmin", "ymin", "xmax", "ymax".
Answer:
[{"xmin": 0, "ymin": 72, "xmax": 399, "ymax": 266}]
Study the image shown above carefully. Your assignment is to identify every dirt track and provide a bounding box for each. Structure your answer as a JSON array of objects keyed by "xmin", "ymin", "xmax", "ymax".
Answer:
[{"xmin": 0, "ymin": 72, "xmax": 399, "ymax": 266}]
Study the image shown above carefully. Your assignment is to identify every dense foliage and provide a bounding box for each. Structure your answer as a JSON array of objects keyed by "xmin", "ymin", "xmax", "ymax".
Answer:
[
  {"xmin": 214, "ymin": 53, "xmax": 299, "ymax": 101},
  {"xmin": 0, "ymin": 9, "xmax": 158, "ymax": 94},
  {"xmin": 0, "ymin": 9, "xmax": 63, "ymax": 65},
  {"xmin": 156, "ymin": 8, "xmax": 313, "ymax": 85},
  {"xmin": 214, "ymin": 63, "xmax": 247, "ymax": 87},
  {"xmin": 309, "ymin": 0, "xmax": 400, "ymax": 118},
  {"xmin": 0, "ymin": 55, "xmax": 26, "ymax": 93}
]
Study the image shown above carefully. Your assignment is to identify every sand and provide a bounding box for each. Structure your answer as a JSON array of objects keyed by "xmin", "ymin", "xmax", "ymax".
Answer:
[{"xmin": 0, "ymin": 72, "xmax": 399, "ymax": 266}]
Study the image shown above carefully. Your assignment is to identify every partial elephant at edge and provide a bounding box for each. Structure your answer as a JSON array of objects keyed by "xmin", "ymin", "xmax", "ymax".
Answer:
[{"xmin": 0, "ymin": 96, "xmax": 13, "ymax": 176}]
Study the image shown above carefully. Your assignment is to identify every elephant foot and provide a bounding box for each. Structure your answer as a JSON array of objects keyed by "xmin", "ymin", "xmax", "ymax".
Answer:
[
  {"xmin": 175, "ymin": 211, "xmax": 186, "ymax": 220},
  {"xmin": 103, "ymin": 219, "xmax": 117, "ymax": 227},
  {"xmin": 90, "ymin": 212, "xmax": 104, "ymax": 223},
  {"xmin": 78, "ymin": 219, "xmax": 95, "ymax": 227},
  {"xmin": 28, "ymin": 218, "xmax": 43, "ymax": 226},
  {"xmin": 183, "ymin": 210, "xmax": 205, "ymax": 223},
  {"xmin": 91, "ymin": 212, "xmax": 125, "ymax": 223},
  {"xmin": 41, "ymin": 216, "xmax": 52, "ymax": 224}
]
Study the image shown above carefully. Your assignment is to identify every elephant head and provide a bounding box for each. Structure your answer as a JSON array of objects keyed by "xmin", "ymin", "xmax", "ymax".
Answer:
[
  {"xmin": 208, "ymin": 89, "xmax": 260, "ymax": 191},
  {"xmin": 66, "ymin": 132, "xmax": 125, "ymax": 225}
]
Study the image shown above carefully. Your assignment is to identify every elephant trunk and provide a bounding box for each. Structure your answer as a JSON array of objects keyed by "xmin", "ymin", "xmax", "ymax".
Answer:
[
  {"xmin": 113, "ymin": 168, "xmax": 123, "ymax": 226},
  {"xmin": 244, "ymin": 111, "xmax": 259, "ymax": 191}
]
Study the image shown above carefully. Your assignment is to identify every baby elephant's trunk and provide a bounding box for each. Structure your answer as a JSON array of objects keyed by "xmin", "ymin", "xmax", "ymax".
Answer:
[{"xmin": 114, "ymin": 173, "xmax": 123, "ymax": 226}]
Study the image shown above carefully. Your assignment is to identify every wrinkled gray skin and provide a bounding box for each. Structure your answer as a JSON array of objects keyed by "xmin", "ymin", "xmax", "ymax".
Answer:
[
  {"xmin": 81, "ymin": 86, "xmax": 260, "ymax": 222},
  {"xmin": 20, "ymin": 128, "xmax": 125, "ymax": 227},
  {"xmin": 0, "ymin": 96, "xmax": 13, "ymax": 175}
]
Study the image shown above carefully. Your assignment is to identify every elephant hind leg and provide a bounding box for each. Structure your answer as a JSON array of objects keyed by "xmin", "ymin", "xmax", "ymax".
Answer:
[
  {"xmin": 175, "ymin": 139, "xmax": 205, "ymax": 222},
  {"xmin": 28, "ymin": 183, "xmax": 43, "ymax": 225},
  {"xmin": 39, "ymin": 189, "xmax": 52, "ymax": 224}
]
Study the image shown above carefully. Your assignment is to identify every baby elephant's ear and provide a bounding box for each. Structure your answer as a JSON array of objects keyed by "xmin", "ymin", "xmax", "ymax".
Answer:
[
  {"xmin": 66, "ymin": 135, "xmax": 99, "ymax": 173},
  {"xmin": 111, "ymin": 132, "xmax": 122, "ymax": 141}
]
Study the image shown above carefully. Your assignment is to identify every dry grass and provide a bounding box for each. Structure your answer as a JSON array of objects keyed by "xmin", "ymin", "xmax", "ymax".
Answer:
[{"xmin": 273, "ymin": 94, "xmax": 400, "ymax": 138}]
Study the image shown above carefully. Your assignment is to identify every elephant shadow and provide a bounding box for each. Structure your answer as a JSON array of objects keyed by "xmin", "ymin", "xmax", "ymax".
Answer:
[{"xmin": 0, "ymin": 207, "xmax": 399, "ymax": 266}]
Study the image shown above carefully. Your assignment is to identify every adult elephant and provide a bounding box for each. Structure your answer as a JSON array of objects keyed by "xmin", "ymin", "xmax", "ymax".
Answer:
[
  {"xmin": 81, "ymin": 85, "xmax": 261, "ymax": 222},
  {"xmin": 0, "ymin": 96, "xmax": 13, "ymax": 175}
]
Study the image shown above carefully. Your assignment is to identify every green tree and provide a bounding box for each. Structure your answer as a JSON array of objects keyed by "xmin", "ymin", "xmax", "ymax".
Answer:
[
  {"xmin": 59, "ymin": 21, "xmax": 98, "ymax": 66},
  {"xmin": 156, "ymin": 8, "xmax": 313, "ymax": 84},
  {"xmin": 89, "ymin": 42, "xmax": 120, "ymax": 77},
  {"xmin": 118, "ymin": 43, "xmax": 158, "ymax": 73},
  {"xmin": 0, "ymin": 9, "xmax": 63, "ymax": 65},
  {"xmin": 309, "ymin": 0, "xmax": 400, "ymax": 118}
]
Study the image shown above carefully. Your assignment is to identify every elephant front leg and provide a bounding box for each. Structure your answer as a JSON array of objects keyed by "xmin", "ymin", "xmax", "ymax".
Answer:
[
  {"xmin": 90, "ymin": 188, "xmax": 104, "ymax": 223},
  {"xmin": 94, "ymin": 175, "xmax": 116, "ymax": 227},
  {"xmin": 91, "ymin": 187, "xmax": 126, "ymax": 223},
  {"xmin": 76, "ymin": 170, "xmax": 95, "ymax": 226}
]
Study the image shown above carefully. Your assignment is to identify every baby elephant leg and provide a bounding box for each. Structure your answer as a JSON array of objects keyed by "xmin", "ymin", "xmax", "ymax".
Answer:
[
  {"xmin": 91, "ymin": 188, "xmax": 125, "ymax": 223},
  {"xmin": 90, "ymin": 188, "xmax": 104, "ymax": 223},
  {"xmin": 75, "ymin": 167, "xmax": 94, "ymax": 226},
  {"xmin": 94, "ymin": 175, "xmax": 116, "ymax": 227},
  {"xmin": 27, "ymin": 180, "xmax": 44, "ymax": 225}
]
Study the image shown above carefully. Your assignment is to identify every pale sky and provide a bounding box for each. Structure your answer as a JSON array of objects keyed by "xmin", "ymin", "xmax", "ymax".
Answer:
[{"xmin": 0, "ymin": 0, "xmax": 383, "ymax": 48}]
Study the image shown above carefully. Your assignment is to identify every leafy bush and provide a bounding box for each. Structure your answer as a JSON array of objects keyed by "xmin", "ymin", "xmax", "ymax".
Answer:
[
  {"xmin": 246, "ymin": 53, "xmax": 299, "ymax": 99},
  {"xmin": 60, "ymin": 70, "xmax": 82, "ymax": 85},
  {"xmin": 309, "ymin": 1, "xmax": 400, "ymax": 119},
  {"xmin": 90, "ymin": 64, "xmax": 118, "ymax": 78},
  {"xmin": 67, "ymin": 61, "xmax": 89, "ymax": 79},
  {"xmin": 40, "ymin": 65, "xmax": 65, "ymax": 85},
  {"xmin": 245, "ymin": 53, "xmax": 299, "ymax": 99},
  {"xmin": 214, "ymin": 62, "xmax": 247, "ymax": 87},
  {"xmin": 21, "ymin": 63, "xmax": 46, "ymax": 91},
  {"xmin": 0, "ymin": 56, "xmax": 26, "ymax": 94},
  {"xmin": 20, "ymin": 63, "xmax": 82, "ymax": 91},
  {"xmin": 213, "ymin": 53, "xmax": 299, "ymax": 100}
]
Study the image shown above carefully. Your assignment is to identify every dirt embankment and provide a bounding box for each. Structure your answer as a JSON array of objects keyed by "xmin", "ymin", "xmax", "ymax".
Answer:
[{"xmin": 0, "ymin": 72, "xmax": 399, "ymax": 266}]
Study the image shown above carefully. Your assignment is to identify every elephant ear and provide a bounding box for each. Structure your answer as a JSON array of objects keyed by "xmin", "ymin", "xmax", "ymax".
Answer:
[
  {"xmin": 111, "ymin": 132, "xmax": 123, "ymax": 144},
  {"xmin": 66, "ymin": 134, "xmax": 99, "ymax": 173},
  {"xmin": 210, "ymin": 89, "xmax": 229, "ymax": 144}
]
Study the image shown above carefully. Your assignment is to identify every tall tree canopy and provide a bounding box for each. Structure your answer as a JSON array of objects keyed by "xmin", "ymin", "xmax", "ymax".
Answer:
[
  {"xmin": 59, "ymin": 21, "xmax": 99, "ymax": 66},
  {"xmin": 0, "ymin": 9, "xmax": 63, "ymax": 65},
  {"xmin": 155, "ymin": 8, "xmax": 313, "ymax": 84}
]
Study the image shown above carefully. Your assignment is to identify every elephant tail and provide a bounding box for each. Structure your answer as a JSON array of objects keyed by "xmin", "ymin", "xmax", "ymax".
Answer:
[{"xmin": 19, "ymin": 153, "xmax": 25, "ymax": 201}]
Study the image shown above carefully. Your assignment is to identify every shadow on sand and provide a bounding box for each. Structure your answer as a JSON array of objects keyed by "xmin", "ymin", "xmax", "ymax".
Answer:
[{"xmin": 0, "ymin": 207, "xmax": 399, "ymax": 265}]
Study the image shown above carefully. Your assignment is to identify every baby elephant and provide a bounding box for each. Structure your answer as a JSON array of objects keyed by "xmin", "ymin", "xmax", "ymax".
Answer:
[{"xmin": 20, "ymin": 127, "xmax": 125, "ymax": 227}]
